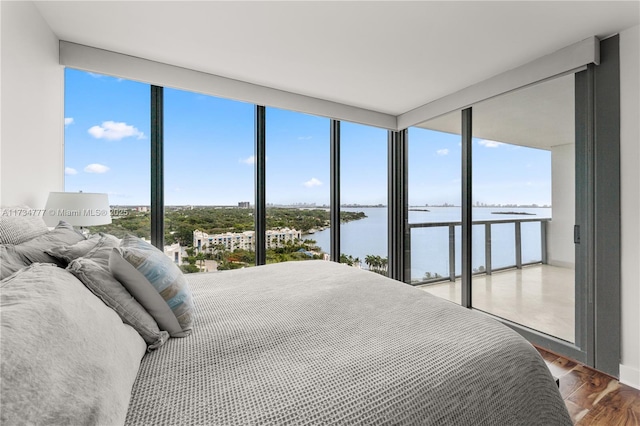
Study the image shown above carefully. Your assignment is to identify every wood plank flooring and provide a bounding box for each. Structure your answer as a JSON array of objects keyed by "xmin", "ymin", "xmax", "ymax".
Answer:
[{"xmin": 536, "ymin": 346, "xmax": 640, "ymax": 425}]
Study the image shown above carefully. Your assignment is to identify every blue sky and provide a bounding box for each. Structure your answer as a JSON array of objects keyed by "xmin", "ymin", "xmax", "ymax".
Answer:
[{"xmin": 64, "ymin": 69, "xmax": 551, "ymax": 206}]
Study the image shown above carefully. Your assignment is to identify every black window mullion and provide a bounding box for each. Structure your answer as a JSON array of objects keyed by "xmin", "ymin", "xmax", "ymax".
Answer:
[
  {"xmin": 150, "ymin": 85, "xmax": 164, "ymax": 250},
  {"xmin": 461, "ymin": 107, "xmax": 472, "ymax": 308},
  {"xmin": 255, "ymin": 105, "xmax": 266, "ymax": 265},
  {"xmin": 330, "ymin": 120, "xmax": 340, "ymax": 262},
  {"xmin": 388, "ymin": 129, "xmax": 408, "ymax": 282}
]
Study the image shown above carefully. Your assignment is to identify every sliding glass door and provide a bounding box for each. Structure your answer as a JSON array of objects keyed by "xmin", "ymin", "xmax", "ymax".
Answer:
[
  {"xmin": 408, "ymin": 73, "xmax": 584, "ymax": 359},
  {"xmin": 470, "ymin": 74, "xmax": 576, "ymax": 343}
]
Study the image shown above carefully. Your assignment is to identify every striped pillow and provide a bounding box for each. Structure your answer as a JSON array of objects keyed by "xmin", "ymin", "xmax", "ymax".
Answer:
[{"xmin": 110, "ymin": 235, "xmax": 193, "ymax": 338}]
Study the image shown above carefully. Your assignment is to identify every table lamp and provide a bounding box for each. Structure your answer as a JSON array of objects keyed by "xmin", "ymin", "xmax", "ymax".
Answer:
[{"xmin": 43, "ymin": 192, "xmax": 112, "ymax": 230}]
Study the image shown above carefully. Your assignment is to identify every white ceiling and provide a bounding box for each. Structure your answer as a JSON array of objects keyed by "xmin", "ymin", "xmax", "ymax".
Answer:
[{"xmin": 35, "ymin": 1, "xmax": 639, "ymax": 117}]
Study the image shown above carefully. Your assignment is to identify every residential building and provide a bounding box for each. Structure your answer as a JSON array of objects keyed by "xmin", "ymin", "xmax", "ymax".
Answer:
[
  {"xmin": 164, "ymin": 242, "xmax": 185, "ymax": 266},
  {"xmin": 194, "ymin": 228, "xmax": 301, "ymax": 252},
  {"xmin": 194, "ymin": 229, "xmax": 255, "ymax": 252}
]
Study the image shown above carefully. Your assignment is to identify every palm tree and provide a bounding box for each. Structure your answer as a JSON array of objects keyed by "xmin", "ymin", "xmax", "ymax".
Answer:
[
  {"xmin": 371, "ymin": 255, "xmax": 382, "ymax": 273},
  {"xmin": 364, "ymin": 254, "xmax": 375, "ymax": 271},
  {"xmin": 212, "ymin": 243, "xmax": 226, "ymax": 261},
  {"xmin": 380, "ymin": 257, "xmax": 388, "ymax": 272},
  {"xmin": 195, "ymin": 250, "xmax": 206, "ymax": 272}
]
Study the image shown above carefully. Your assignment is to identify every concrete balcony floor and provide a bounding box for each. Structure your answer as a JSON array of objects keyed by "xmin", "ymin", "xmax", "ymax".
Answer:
[{"xmin": 416, "ymin": 264, "xmax": 575, "ymax": 343}]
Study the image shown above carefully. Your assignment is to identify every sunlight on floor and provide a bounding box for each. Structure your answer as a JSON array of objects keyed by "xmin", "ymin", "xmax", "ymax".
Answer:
[{"xmin": 417, "ymin": 265, "xmax": 575, "ymax": 342}]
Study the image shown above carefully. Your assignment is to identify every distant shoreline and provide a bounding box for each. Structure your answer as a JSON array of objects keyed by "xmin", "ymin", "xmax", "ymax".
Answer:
[
  {"xmin": 105, "ymin": 204, "xmax": 552, "ymax": 209},
  {"xmin": 491, "ymin": 211, "xmax": 536, "ymax": 215}
]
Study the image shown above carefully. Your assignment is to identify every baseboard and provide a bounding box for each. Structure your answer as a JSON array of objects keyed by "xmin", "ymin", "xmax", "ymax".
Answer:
[{"xmin": 619, "ymin": 364, "xmax": 640, "ymax": 389}]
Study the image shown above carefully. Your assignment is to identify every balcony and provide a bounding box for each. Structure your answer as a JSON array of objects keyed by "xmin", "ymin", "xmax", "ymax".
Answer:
[
  {"xmin": 416, "ymin": 265, "xmax": 574, "ymax": 342},
  {"xmin": 409, "ymin": 218, "xmax": 575, "ymax": 343}
]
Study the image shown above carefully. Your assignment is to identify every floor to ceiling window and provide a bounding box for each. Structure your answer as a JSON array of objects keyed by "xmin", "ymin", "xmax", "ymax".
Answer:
[
  {"xmin": 408, "ymin": 111, "xmax": 461, "ymax": 302},
  {"xmin": 338, "ymin": 122, "xmax": 387, "ymax": 274},
  {"xmin": 64, "ymin": 69, "xmax": 150, "ymax": 237},
  {"xmin": 164, "ymin": 88, "xmax": 254, "ymax": 272},
  {"xmin": 265, "ymin": 107, "xmax": 330, "ymax": 263}
]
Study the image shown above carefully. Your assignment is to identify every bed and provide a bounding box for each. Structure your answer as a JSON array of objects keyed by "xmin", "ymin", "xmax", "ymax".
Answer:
[
  {"xmin": 1, "ymin": 216, "xmax": 571, "ymax": 425},
  {"xmin": 126, "ymin": 260, "xmax": 571, "ymax": 425}
]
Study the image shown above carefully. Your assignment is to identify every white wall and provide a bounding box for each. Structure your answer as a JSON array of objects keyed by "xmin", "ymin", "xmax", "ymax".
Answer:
[
  {"xmin": 619, "ymin": 24, "xmax": 640, "ymax": 389},
  {"xmin": 548, "ymin": 143, "xmax": 575, "ymax": 268},
  {"xmin": 0, "ymin": 2, "xmax": 63, "ymax": 208}
]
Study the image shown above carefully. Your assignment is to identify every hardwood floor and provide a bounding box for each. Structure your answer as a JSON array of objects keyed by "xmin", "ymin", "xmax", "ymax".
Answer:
[{"xmin": 536, "ymin": 346, "xmax": 640, "ymax": 425}]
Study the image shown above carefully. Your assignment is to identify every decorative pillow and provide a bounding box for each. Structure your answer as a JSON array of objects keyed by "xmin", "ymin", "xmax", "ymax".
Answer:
[
  {"xmin": 68, "ymin": 257, "xmax": 169, "ymax": 350},
  {"xmin": 0, "ymin": 205, "xmax": 48, "ymax": 245},
  {"xmin": 0, "ymin": 263, "xmax": 146, "ymax": 425},
  {"xmin": 46, "ymin": 233, "xmax": 120, "ymax": 266},
  {"xmin": 8, "ymin": 221, "xmax": 85, "ymax": 267},
  {"xmin": 110, "ymin": 235, "xmax": 193, "ymax": 337}
]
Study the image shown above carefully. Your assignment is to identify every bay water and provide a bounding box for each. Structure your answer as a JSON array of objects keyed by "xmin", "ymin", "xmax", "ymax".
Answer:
[{"xmin": 306, "ymin": 207, "xmax": 551, "ymax": 281}]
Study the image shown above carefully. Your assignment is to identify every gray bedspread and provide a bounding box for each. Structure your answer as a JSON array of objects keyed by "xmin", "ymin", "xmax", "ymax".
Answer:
[{"xmin": 125, "ymin": 260, "xmax": 571, "ymax": 425}]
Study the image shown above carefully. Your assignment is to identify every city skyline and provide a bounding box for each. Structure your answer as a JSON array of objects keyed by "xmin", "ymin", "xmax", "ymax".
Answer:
[{"xmin": 64, "ymin": 69, "xmax": 552, "ymax": 206}]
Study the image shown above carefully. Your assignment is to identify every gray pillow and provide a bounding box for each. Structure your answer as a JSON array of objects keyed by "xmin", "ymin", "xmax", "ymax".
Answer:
[
  {"xmin": 0, "ymin": 245, "xmax": 28, "ymax": 279},
  {"xmin": 46, "ymin": 233, "xmax": 120, "ymax": 265},
  {"xmin": 0, "ymin": 205, "xmax": 48, "ymax": 244},
  {"xmin": 110, "ymin": 235, "xmax": 193, "ymax": 338},
  {"xmin": 9, "ymin": 221, "xmax": 85, "ymax": 266},
  {"xmin": 67, "ymin": 257, "xmax": 169, "ymax": 351},
  {"xmin": 1, "ymin": 263, "xmax": 146, "ymax": 426},
  {"xmin": 83, "ymin": 234, "xmax": 121, "ymax": 269}
]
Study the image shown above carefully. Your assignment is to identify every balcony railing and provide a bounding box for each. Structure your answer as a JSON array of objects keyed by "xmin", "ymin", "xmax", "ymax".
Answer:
[{"xmin": 408, "ymin": 218, "xmax": 550, "ymax": 285}]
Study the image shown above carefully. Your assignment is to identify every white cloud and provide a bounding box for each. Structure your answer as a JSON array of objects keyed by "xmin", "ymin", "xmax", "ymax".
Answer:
[
  {"xmin": 64, "ymin": 167, "xmax": 78, "ymax": 175},
  {"xmin": 88, "ymin": 121, "xmax": 145, "ymax": 141},
  {"xmin": 303, "ymin": 177, "xmax": 322, "ymax": 188},
  {"xmin": 64, "ymin": 117, "xmax": 74, "ymax": 126},
  {"xmin": 298, "ymin": 136, "xmax": 313, "ymax": 141},
  {"xmin": 240, "ymin": 155, "xmax": 267, "ymax": 165},
  {"xmin": 84, "ymin": 163, "xmax": 110, "ymax": 174},
  {"xmin": 240, "ymin": 155, "xmax": 256, "ymax": 165},
  {"xmin": 478, "ymin": 139, "xmax": 504, "ymax": 148},
  {"xmin": 436, "ymin": 149, "xmax": 449, "ymax": 156}
]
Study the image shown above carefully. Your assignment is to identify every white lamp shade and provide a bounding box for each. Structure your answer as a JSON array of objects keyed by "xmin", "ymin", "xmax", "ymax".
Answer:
[{"xmin": 43, "ymin": 192, "xmax": 112, "ymax": 227}]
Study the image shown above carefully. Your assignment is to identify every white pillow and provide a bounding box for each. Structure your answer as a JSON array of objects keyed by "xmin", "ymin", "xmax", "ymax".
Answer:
[{"xmin": 0, "ymin": 263, "xmax": 146, "ymax": 425}]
